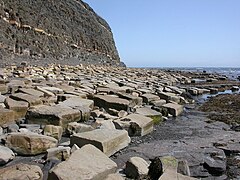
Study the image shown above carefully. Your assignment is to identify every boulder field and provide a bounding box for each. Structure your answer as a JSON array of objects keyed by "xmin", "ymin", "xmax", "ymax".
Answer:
[{"xmin": 0, "ymin": 64, "xmax": 239, "ymax": 179}]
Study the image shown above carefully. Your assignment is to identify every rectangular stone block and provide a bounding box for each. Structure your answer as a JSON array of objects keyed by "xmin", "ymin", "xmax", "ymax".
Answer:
[
  {"xmin": 158, "ymin": 92, "xmax": 180, "ymax": 103},
  {"xmin": 141, "ymin": 93, "xmax": 160, "ymax": 103},
  {"xmin": 162, "ymin": 103, "xmax": 183, "ymax": 117},
  {"xmin": 0, "ymin": 84, "xmax": 8, "ymax": 94},
  {"xmin": 59, "ymin": 97, "xmax": 94, "ymax": 121},
  {"xmin": 114, "ymin": 114, "xmax": 154, "ymax": 136},
  {"xmin": 6, "ymin": 132, "xmax": 58, "ymax": 155},
  {"xmin": 4, "ymin": 97, "xmax": 28, "ymax": 119},
  {"xmin": 70, "ymin": 129, "xmax": 130, "ymax": 156},
  {"xmin": 26, "ymin": 105, "xmax": 81, "ymax": 129},
  {"xmin": 94, "ymin": 95, "xmax": 130, "ymax": 111},
  {"xmin": 48, "ymin": 144, "xmax": 117, "ymax": 180},
  {"xmin": 0, "ymin": 108, "xmax": 16, "ymax": 126},
  {"xmin": 19, "ymin": 88, "xmax": 44, "ymax": 97},
  {"xmin": 135, "ymin": 107, "xmax": 163, "ymax": 124},
  {"xmin": 10, "ymin": 93, "xmax": 42, "ymax": 107},
  {"xmin": 117, "ymin": 92, "xmax": 143, "ymax": 107}
]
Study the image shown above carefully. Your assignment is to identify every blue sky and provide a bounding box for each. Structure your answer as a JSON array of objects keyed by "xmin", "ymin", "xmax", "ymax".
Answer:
[{"xmin": 84, "ymin": 0, "xmax": 240, "ymax": 67}]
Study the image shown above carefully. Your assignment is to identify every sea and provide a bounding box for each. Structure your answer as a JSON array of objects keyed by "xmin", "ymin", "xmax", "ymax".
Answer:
[
  {"xmin": 171, "ymin": 67, "xmax": 240, "ymax": 81},
  {"xmin": 171, "ymin": 67, "xmax": 240, "ymax": 101}
]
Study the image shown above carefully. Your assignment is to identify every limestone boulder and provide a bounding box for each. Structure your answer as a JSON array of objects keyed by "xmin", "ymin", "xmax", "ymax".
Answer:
[
  {"xmin": 59, "ymin": 97, "xmax": 94, "ymax": 121},
  {"xmin": 0, "ymin": 146, "xmax": 15, "ymax": 165},
  {"xmin": 141, "ymin": 93, "xmax": 160, "ymax": 103},
  {"xmin": 45, "ymin": 146, "xmax": 71, "ymax": 161},
  {"xmin": 66, "ymin": 122, "xmax": 94, "ymax": 135},
  {"xmin": 117, "ymin": 92, "xmax": 143, "ymax": 107},
  {"xmin": 104, "ymin": 83, "xmax": 127, "ymax": 92},
  {"xmin": 43, "ymin": 125, "xmax": 63, "ymax": 141},
  {"xmin": 125, "ymin": 157, "xmax": 149, "ymax": 179},
  {"xmin": 36, "ymin": 86, "xmax": 55, "ymax": 97},
  {"xmin": 159, "ymin": 156, "xmax": 197, "ymax": 180},
  {"xmin": 48, "ymin": 144, "xmax": 117, "ymax": 180},
  {"xmin": 10, "ymin": 93, "xmax": 43, "ymax": 106},
  {"xmin": 114, "ymin": 114, "xmax": 154, "ymax": 136},
  {"xmin": 135, "ymin": 107, "xmax": 163, "ymax": 124},
  {"xmin": 158, "ymin": 92, "xmax": 180, "ymax": 103},
  {"xmin": 4, "ymin": 97, "xmax": 29, "ymax": 119},
  {"xmin": 0, "ymin": 108, "xmax": 15, "ymax": 126},
  {"xmin": 161, "ymin": 103, "xmax": 183, "ymax": 117},
  {"xmin": 70, "ymin": 129, "xmax": 130, "ymax": 156},
  {"xmin": 26, "ymin": 105, "xmax": 81, "ymax": 129},
  {"xmin": 19, "ymin": 87, "xmax": 44, "ymax": 97},
  {"xmin": 150, "ymin": 99, "xmax": 167, "ymax": 107},
  {"xmin": 0, "ymin": 163, "xmax": 43, "ymax": 180},
  {"xmin": 0, "ymin": 84, "xmax": 8, "ymax": 94},
  {"xmin": 55, "ymin": 84, "xmax": 75, "ymax": 93},
  {"xmin": 94, "ymin": 95, "xmax": 130, "ymax": 111},
  {"xmin": 7, "ymin": 80, "xmax": 25, "ymax": 93},
  {"xmin": 6, "ymin": 132, "xmax": 58, "ymax": 155}
]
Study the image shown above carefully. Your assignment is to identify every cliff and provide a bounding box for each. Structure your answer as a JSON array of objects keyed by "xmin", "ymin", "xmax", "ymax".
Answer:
[{"xmin": 0, "ymin": 0, "xmax": 123, "ymax": 66}]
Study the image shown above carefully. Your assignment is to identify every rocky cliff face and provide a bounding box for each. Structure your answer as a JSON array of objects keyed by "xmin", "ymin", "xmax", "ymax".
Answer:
[{"xmin": 0, "ymin": 0, "xmax": 123, "ymax": 66}]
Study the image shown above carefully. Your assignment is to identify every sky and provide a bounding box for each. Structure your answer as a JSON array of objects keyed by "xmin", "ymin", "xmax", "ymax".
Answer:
[{"xmin": 84, "ymin": 0, "xmax": 240, "ymax": 67}]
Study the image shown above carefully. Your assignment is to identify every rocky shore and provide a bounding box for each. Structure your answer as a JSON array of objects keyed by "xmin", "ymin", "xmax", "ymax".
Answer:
[{"xmin": 0, "ymin": 64, "xmax": 239, "ymax": 179}]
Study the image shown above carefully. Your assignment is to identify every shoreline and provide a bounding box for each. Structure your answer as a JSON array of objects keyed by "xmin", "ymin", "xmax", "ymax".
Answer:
[{"xmin": 0, "ymin": 64, "xmax": 239, "ymax": 179}]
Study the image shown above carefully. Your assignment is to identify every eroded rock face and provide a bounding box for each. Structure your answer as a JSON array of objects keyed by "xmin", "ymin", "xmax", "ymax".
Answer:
[{"xmin": 0, "ymin": 0, "xmax": 122, "ymax": 66}]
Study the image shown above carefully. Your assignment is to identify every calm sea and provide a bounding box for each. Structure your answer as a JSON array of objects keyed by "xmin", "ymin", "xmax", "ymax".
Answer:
[{"xmin": 170, "ymin": 67, "xmax": 240, "ymax": 80}]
